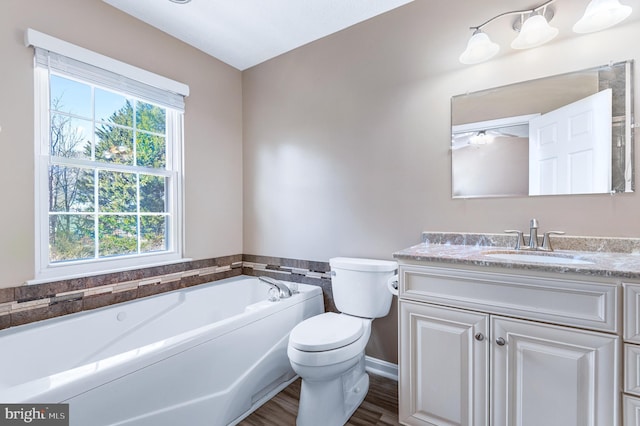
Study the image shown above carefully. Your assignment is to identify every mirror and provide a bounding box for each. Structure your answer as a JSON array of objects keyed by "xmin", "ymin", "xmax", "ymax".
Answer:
[{"xmin": 451, "ymin": 60, "xmax": 634, "ymax": 198}]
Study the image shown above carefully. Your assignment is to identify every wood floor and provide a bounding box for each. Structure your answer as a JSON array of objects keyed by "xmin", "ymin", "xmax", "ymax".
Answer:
[{"xmin": 239, "ymin": 374, "xmax": 400, "ymax": 426}]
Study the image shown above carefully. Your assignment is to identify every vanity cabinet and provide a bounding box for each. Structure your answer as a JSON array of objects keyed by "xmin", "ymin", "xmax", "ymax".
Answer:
[{"xmin": 398, "ymin": 262, "xmax": 620, "ymax": 426}]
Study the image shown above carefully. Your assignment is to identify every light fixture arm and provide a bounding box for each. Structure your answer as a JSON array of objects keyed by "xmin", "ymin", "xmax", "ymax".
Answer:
[{"xmin": 469, "ymin": 0, "xmax": 557, "ymax": 31}]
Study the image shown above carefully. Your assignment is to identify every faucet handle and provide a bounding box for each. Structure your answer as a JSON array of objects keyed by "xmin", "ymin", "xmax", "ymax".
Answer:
[
  {"xmin": 541, "ymin": 231, "xmax": 565, "ymax": 251},
  {"xmin": 505, "ymin": 230, "xmax": 524, "ymax": 250}
]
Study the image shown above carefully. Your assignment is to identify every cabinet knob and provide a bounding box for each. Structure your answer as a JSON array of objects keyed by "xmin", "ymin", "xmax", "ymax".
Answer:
[
  {"xmin": 474, "ymin": 333, "xmax": 485, "ymax": 341},
  {"xmin": 496, "ymin": 337, "xmax": 506, "ymax": 346}
]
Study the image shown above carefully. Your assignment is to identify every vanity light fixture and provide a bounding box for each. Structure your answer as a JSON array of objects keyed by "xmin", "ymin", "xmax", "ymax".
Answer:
[
  {"xmin": 459, "ymin": 0, "xmax": 558, "ymax": 64},
  {"xmin": 460, "ymin": 0, "xmax": 633, "ymax": 65}
]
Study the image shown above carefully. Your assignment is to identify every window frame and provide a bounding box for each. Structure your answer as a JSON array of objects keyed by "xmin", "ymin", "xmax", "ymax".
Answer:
[{"xmin": 29, "ymin": 30, "xmax": 188, "ymax": 284}]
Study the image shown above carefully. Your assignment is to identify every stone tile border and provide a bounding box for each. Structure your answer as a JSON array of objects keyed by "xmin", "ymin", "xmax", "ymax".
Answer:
[
  {"xmin": 241, "ymin": 254, "xmax": 335, "ymax": 312},
  {"xmin": 0, "ymin": 254, "xmax": 334, "ymax": 332}
]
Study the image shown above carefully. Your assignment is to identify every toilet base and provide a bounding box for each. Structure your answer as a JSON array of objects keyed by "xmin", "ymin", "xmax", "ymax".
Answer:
[{"xmin": 296, "ymin": 355, "xmax": 369, "ymax": 426}]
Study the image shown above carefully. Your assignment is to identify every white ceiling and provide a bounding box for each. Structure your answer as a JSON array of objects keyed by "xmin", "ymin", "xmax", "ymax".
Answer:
[{"xmin": 103, "ymin": 0, "xmax": 415, "ymax": 70}]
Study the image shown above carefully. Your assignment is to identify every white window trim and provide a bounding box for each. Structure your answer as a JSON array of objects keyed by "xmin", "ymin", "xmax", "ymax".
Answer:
[
  {"xmin": 25, "ymin": 29, "xmax": 189, "ymax": 98},
  {"xmin": 28, "ymin": 30, "xmax": 189, "ymax": 284}
]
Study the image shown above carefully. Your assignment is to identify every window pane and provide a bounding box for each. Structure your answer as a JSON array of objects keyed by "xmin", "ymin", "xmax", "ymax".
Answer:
[
  {"xmin": 50, "ymin": 75, "xmax": 92, "ymax": 119},
  {"xmin": 140, "ymin": 175, "xmax": 166, "ymax": 213},
  {"xmin": 141, "ymin": 215, "xmax": 167, "ymax": 253},
  {"xmin": 49, "ymin": 166, "xmax": 95, "ymax": 212},
  {"xmin": 99, "ymin": 171, "xmax": 137, "ymax": 212},
  {"xmin": 137, "ymin": 132, "xmax": 166, "ymax": 168},
  {"xmin": 136, "ymin": 101, "xmax": 165, "ymax": 134},
  {"xmin": 98, "ymin": 215, "xmax": 137, "ymax": 257},
  {"xmin": 49, "ymin": 214, "xmax": 95, "ymax": 262},
  {"xmin": 95, "ymin": 88, "xmax": 132, "ymax": 125},
  {"xmin": 95, "ymin": 124, "xmax": 133, "ymax": 164},
  {"xmin": 50, "ymin": 114, "xmax": 93, "ymax": 159}
]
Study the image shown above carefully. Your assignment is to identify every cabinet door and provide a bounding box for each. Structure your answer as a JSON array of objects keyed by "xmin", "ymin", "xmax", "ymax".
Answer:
[
  {"xmin": 492, "ymin": 316, "xmax": 619, "ymax": 426},
  {"xmin": 399, "ymin": 301, "xmax": 489, "ymax": 426},
  {"xmin": 624, "ymin": 283, "xmax": 640, "ymax": 343}
]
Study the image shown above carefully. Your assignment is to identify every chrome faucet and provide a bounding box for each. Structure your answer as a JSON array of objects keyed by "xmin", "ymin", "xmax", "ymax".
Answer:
[
  {"xmin": 505, "ymin": 219, "xmax": 564, "ymax": 251},
  {"xmin": 258, "ymin": 276, "xmax": 292, "ymax": 299}
]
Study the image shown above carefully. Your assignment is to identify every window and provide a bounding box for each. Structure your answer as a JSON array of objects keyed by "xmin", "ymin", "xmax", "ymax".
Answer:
[{"xmin": 29, "ymin": 30, "xmax": 189, "ymax": 282}]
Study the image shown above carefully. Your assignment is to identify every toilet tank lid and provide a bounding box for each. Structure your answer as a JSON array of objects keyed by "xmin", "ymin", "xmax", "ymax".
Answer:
[{"xmin": 329, "ymin": 257, "xmax": 397, "ymax": 272}]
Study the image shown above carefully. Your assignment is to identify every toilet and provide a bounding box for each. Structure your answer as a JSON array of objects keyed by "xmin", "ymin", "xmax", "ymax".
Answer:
[{"xmin": 287, "ymin": 257, "xmax": 398, "ymax": 426}]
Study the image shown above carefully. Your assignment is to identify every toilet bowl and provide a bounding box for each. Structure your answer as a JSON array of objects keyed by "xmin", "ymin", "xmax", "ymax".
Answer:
[
  {"xmin": 286, "ymin": 257, "xmax": 397, "ymax": 426},
  {"xmin": 288, "ymin": 312, "xmax": 372, "ymax": 426}
]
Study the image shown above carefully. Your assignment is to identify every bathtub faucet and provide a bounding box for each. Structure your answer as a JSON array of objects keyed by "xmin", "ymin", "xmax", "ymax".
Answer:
[{"xmin": 258, "ymin": 276, "xmax": 293, "ymax": 299}]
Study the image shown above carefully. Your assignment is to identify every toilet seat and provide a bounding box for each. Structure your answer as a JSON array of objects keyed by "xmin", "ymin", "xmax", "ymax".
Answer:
[
  {"xmin": 288, "ymin": 314, "xmax": 372, "ymax": 367},
  {"xmin": 289, "ymin": 312, "xmax": 364, "ymax": 352}
]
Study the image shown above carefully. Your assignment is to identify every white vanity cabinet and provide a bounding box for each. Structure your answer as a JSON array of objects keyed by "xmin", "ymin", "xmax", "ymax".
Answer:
[{"xmin": 398, "ymin": 262, "xmax": 620, "ymax": 426}]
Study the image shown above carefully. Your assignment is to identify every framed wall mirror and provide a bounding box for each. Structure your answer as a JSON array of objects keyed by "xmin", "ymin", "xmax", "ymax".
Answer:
[{"xmin": 451, "ymin": 60, "xmax": 634, "ymax": 198}]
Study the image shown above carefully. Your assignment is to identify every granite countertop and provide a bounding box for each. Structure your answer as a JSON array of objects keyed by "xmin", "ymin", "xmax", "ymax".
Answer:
[{"xmin": 393, "ymin": 232, "xmax": 640, "ymax": 280}]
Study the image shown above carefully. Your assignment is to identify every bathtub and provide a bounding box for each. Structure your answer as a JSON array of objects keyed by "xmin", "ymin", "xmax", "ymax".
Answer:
[{"xmin": 0, "ymin": 275, "xmax": 324, "ymax": 425}]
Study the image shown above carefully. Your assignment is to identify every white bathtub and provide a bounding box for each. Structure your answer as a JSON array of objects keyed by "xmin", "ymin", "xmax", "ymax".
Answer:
[{"xmin": 0, "ymin": 275, "xmax": 324, "ymax": 425}]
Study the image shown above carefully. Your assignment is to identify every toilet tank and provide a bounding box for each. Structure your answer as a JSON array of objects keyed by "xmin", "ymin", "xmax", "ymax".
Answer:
[{"xmin": 329, "ymin": 257, "xmax": 398, "ymax": 318}]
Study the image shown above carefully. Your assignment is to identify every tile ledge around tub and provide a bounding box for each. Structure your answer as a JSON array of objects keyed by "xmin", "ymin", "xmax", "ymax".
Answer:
[{"xmin": 420, "ymin": 232, "xmax": 640, "ymax": 254}]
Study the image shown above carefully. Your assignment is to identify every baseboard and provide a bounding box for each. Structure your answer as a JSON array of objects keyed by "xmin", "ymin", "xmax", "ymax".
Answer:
[{"xmin": 365, "ymin": 355, "xmax": 398, "ymax": 381}]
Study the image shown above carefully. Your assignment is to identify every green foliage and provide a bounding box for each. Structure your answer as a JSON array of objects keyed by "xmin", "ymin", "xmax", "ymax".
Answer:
[
  {"xmin": 49, "ymin": 215, "xmax": 94, "ymax": 262},
  {"xmin": 98, "ymin": 215, "xmax": 137, "ymax": 256},
  {"xmin": 49, "ymin": 94, "xmax": 168, "ymax": 263}
]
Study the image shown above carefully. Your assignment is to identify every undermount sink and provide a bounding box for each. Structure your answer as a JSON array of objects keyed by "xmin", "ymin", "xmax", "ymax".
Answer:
[{"xmin": 483, "ymin": 251, "xmax": 595, "ymax": 265}]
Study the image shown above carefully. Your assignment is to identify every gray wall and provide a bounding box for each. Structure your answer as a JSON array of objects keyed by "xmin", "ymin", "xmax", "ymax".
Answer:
[{"xmin": 242, "ymin": 1, "xmax": 640, "ymax": 362}]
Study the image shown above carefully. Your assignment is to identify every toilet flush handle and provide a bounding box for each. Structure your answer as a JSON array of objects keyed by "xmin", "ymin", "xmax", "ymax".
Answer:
[{"xmin": 387, "ymin": 274, "xmax": 399, "ymax": 296}]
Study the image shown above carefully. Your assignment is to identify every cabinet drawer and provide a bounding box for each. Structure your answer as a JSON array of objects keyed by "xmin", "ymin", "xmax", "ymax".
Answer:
[
  {"xmin": 625, "ymin": 284, "xmax": 640, "ymax": 343},
  {"xmin": 400, "ymin": 265, "xmax": 618, "ymax": 332},
  {"xmin": 626, "ymin": 344, "xmax": 640, "ymax": 396},
  {"xmin": 624, "ymin": 394, "xmax": 640, "ymax": 426}
]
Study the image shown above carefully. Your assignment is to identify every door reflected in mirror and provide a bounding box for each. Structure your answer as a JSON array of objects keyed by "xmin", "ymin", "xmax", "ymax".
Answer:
[{"xmin": 451, "ymin": 60, "xmax": 634, "ymax": 198}]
